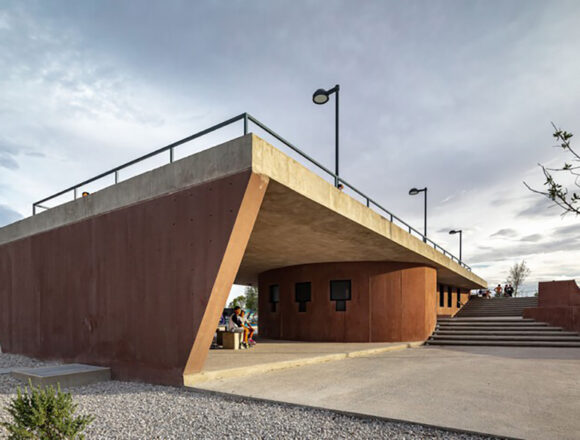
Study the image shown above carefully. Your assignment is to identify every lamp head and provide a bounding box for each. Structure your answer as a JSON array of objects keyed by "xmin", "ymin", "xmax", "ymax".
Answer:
[
  {"xmin": 449, "ymin": 229, "xmax": 461, "ymax": 235},
  {"xmin": 312, "ymin": 88, "xmax": 329, "ymax": 105},
  {"xmin": 408, "ymin": 187, "xmax": 420, "ymax": 196}
]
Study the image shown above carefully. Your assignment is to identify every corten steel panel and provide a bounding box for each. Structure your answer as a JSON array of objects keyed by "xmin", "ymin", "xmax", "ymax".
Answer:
[
  {"xmin": 0, "ymin": 170, "xmax": 264, "ymax": 385},
  {"xmin": 370, "ymin": 271, "xmax": 402, "ymax": 342},
  {"xmin": 184, "ymin": 172, "xmax": 269, "ymax": 377},
  {"xmin": 259, "ymin": 262, "xmax": 437, "ymax": 343},
  {"xmin": 401, "ymin": 268, "xmax": 430, "ymax": 341},
  {"xmin": 523, "ymin": 280, "xmax": 580, "ymax": 333},
  {"xmin": 374, "ymin": 268, "xmax": 398, "ymax": 341},
  {"xmin": 424, "ymin": 274, "xmax": 438, "ymax": 336}
]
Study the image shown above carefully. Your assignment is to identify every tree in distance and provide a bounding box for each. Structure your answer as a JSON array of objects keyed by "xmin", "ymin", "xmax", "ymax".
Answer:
[
  {"xmin": 525, "ymin": 124, "xmax": 580, "ymax": 215},
  {"xmin": 507, "ymin": 260, "xmax": 531, "ymax": 297},
  {"xmin": 227, "ymin": 295, "xmax": 246, "ymax": 310},
  {"xmin": 227, "ymin": 285, "xmax": 258, "ymax": 311},
  {"xmin": 244, "ymin": 286, "xmax": 258, "ymax": 312}
]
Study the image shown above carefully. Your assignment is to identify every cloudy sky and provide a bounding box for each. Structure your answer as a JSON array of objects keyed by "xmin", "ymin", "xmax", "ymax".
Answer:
[{"xmin": 1, "ymin": 0, "xmax": 580, "ymax": 296}]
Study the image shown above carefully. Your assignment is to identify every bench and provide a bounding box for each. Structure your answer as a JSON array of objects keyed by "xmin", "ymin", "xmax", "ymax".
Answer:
[{"xmin": 216, "ymin": 329, "xmax": 242, "ymax": 349}]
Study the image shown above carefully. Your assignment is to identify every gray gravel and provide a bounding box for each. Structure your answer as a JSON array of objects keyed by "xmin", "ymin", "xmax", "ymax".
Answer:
[{"xmin": 0, "ymin": 353, "xmax": 499, "ymax": 439}]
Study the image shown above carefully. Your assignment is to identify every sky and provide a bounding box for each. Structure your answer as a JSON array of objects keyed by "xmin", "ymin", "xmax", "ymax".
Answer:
[{"xmin": 1, "ymin": 0, "xmax": 580, "ymax": 298}]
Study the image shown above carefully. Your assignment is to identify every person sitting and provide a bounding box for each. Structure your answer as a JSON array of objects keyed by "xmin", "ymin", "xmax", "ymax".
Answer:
[
  {"xmin": 240, "ymin": 310, "xmax": 256, "ymax": 346},
  {"xmin": 227, "ymin": 306, "xmax": 249, "ymax": 349}
]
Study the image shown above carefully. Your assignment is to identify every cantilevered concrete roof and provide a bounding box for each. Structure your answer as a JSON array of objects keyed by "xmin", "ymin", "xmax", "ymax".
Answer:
[
  {"xmin": 0, "ymin": 134, "xmax": 486, "ymax": 290},
  {"xmin": 239, "ymin": 135, "xmax": 485, "ymax": 290}
]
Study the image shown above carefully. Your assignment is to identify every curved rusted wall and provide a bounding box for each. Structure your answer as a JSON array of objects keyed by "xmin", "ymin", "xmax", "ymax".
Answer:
[{"xmin": 258, "ymin": 262, "xmax": 438, "ymax": 342}]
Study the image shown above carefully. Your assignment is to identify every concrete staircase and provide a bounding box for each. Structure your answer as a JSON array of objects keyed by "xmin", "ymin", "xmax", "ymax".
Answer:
[
  {"xmin": 455, "ymin": 296, "xmax": 538, "ymax": 317},
  {"xmin": 427, "ymin": 296, "xmax": 580, "ymax": 347},
  {"xmin": 427, "ymin": 317, "xmax": 580, "ymax": 347}
]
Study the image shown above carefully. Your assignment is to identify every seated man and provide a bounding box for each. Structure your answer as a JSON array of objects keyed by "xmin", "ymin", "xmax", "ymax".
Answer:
[
  {"xmin": 227, "ymin": 306, "xmax": 249, "ymax": 349},
  {"xmin": 240, "ymin": 310, "xmax": 256, "ymax": 346}
]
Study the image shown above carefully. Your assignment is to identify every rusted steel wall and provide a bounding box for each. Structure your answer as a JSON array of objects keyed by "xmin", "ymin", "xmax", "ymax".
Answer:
[
  {"xmin": 258, "ymin": 262, "xmax": 438, "ymax": 342},
  {"xmin": 523, "ymin": 280, "xmax": 580, "ymax": 333},
  {"xmin": 0, "ymin": 170, "xmax": 257, "ymax": 385}
]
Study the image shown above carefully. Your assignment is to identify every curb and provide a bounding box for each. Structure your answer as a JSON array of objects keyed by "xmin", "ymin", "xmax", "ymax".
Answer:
[{"xmin": 184, "ymin": 341, "xmax": 423, "ymax": 386}]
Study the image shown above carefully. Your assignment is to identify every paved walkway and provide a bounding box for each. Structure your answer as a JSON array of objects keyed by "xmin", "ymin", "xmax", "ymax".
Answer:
[
  {"xmin": 204, "ymin": 339, "xmax": 416, "ymax": 371},
  {"xmin": 186, "ymin": 340, "xmax": 420, "ymax": 385},
  {"xmin": 195, "ymin": 345, "xmax": 580, "ymax": 440}
]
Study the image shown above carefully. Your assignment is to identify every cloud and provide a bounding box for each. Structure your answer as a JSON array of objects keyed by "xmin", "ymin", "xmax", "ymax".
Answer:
[
  {"xmin": 520, "ymin": 234, "xmax": 542, "ymax": 242},
  {"xmin": 490, "ymin": 228, "xmax": 518, "ymax": 238},
  {"xmin": 471, "ymin": 235, "xmax": 580, "ymax": 264},
  {"xmin": 0, "ymin": 137, "xmax": 46, "ymax": 170},
  {"xmin": 516, "ymin": 196, "xmax": 561, "ymax": 218},
  {"xmin": 0, "ymin": 138, "xmax": 20, "ymax": 170},
  {"xmin": 553, "ymin": 223, "xmax": 580, "ymax": 237},
  {"xmin": 0, "ymin": 155, "xmax": 18, "ymax": 170},
  {"xmin": 0, "ymin": 204, "xmax": 23, "ymax": 227}
]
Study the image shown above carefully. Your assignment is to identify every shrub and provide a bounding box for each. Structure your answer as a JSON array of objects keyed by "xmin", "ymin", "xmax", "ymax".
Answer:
[{"xmin": 1, "ymin": 380, "xmax": 94, "ymax": 439}]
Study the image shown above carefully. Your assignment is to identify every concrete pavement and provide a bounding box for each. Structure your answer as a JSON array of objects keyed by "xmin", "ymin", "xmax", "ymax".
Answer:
[
  {"xmin": 194, "ymin": 345, "xmax": 580, "ymax": 440},
  {"xmin": 186, "ymin": 340, "xmax": 421, "ymax": 385}
]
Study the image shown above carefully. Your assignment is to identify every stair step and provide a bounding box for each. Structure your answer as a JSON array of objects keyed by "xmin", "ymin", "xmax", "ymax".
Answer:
[
  {"xmin": 434, "ymin": 331, "xmax": 578, "ymax": 336},
  {"xmin": 429, "ymin": 335, "xmax": 580, "ymax": 341},
  {"xmin": 438, "ymin": 320, "xmax": 547, "ymax": 325},
  {"xmin": 438, "ymin": 320, "xmax": 536, "ymax": 324},
  {"xmin": 457, "ymin": 309, "xmax": 534, "ymax": 311},
  {"xmin": 438, "ymin": 322, "xmax": 549, "ymax": 326},
  {"xmin": 457, "ymin": 312, "xmax": 533, "ymax": 314},
  {"xmin": 426, "ymin": 340, "xmax": 580, "ymax": 347},
  {"xmin": 436, "ymin": 328, "xmax": 560, "ymax": 333},
  {"xmin": 455, "ymin": 297, "xmax": 537, "ymax": 319},
  {"xmin": 438, "ymin": 317, "xmax": 531, "ymax": 321}
]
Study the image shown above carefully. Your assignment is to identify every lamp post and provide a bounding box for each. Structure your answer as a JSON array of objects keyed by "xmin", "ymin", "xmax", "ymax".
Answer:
[
  {"xmin": 449, "ymin": 229, "xmax": 463, "ymax": 262},
  {"xmin": 312, "ymin": 84, "xmax": 340, "ymax": 187},
  {"xmin": 408, "ymin": 187, "xmax": 428, "ymax": 242}
]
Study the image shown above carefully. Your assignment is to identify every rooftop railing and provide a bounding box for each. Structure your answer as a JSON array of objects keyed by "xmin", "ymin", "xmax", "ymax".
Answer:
[{"xmin": 32, "ymin": 112, "xmax": 471, "ymax": 271}]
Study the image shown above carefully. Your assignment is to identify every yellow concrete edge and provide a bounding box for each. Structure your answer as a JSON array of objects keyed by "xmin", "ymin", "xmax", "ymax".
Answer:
[
  {"xmin": 249, "ymin": 133, "xmax": 486, "ymax": 289},
  {"xmin": 183, "ymin": 342, "xmax": 423, "ymax": 387}
]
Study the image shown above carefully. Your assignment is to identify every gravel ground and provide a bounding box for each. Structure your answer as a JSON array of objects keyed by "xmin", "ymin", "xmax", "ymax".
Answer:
[{"xmin": 0, "ymin": 353, "xmax": 500, "ymax": 439}]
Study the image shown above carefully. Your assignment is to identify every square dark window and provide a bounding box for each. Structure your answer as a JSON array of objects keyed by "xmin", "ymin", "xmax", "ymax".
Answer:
[
  {"xmin": 295, "ymin": 282, "xmax": 311, "ymax": 303},
  {"xmin": 330, "ymin": 280, "xmax": 351, "ymax": 301},
  {"xmin": 295, "ymin": 282, "xmax": 311, "ymax": 313},
  {"xmin": 330, "ymin": 280, "xmax": 351, "ymax": 312},
  {"xmin": 269, "ymin": 285, "xmax": 279, "ymax": 313},
  {"xmin": 269, "ymin": 285, "xmax": 280, "ymax": 304},
  {"xmin": 335, "ymin": 300, "xmax": 346, "ymax": 312}
]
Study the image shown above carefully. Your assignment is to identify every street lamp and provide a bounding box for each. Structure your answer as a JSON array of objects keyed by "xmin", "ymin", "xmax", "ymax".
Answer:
[
  {"xmin": 312, "ymin": 84, "xmax": 340, "ymax": 187},
  {"xmin": 408, "ymin": 187, "xmax": 428, "ymax": 242},
  {"xmin": 449, "ymin": 229, "xmax": 463, "ymax": 262}
]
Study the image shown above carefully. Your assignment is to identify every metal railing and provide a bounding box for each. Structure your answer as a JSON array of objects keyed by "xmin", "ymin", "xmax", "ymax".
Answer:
[{"xmin": 32, "ymin": 112, "xmax": 471, "ymax": 270}]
